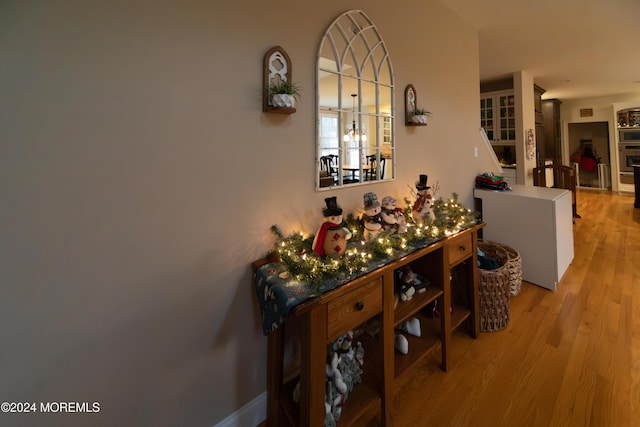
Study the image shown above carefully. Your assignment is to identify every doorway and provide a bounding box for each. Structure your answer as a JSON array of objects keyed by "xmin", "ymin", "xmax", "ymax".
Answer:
[{"xmin": 567, "ymin": 122, "xmax": 611, "ymax": 190}]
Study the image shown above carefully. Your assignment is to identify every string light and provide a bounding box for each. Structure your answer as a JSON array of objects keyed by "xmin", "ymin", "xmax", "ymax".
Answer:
[{"xmin": 268, "ymin": 193, "xmax": 479, "ymax": 295}]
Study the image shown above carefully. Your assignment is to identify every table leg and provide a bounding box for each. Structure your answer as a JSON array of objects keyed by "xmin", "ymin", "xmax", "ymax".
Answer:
[
  {"xmin": 300, "ymin": 306, "xmax": 327, "ymax": 426},
  {"xmin": 266, "ymin": 326, "xmax": 284, "ymax": 427}
]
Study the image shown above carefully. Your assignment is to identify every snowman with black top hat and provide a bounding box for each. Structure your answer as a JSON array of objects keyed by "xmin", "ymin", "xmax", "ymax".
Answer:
[
  {"xmin": 411, "ymin": 174, "xmax": 436, "ymax": 225},
  {"xmin": 312, "ymin": 197, "xmax": 352, "ymax": 257}
]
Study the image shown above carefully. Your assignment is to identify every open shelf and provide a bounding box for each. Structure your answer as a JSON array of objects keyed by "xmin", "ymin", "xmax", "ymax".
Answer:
[
  {"xmin": 394, "ymin": 284, "xmax": 442, "ymax": 327},
  {"xmin": 279, "ymin": 332, "xmax": 383, "ymax": 427},
  {"xmin": 281, "ymin": 379, "xmax": 380, "ymax": 427},
  {"xmin": 393, "ymin": 311, "xmax": 442, "ymax": 380},
  {"xmin": 451, "ymin": 303, "xmax": 471, "ymax": 331},
  {"xmin": 450, "ymin": 258, "xmax": 475, "ymax": 335}
]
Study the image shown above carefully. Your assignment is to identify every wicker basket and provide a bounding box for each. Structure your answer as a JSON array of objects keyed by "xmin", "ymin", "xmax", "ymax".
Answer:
[
  {"xmin": 494, "ymin": 242, "xmax": 522, "ymax": 297},
  {"xmin": 477, "ymin": 241, "xmax": 510, "ymax": 332}
]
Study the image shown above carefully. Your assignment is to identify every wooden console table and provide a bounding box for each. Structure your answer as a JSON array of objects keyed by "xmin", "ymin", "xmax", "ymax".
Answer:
[{"xmin": 252, "ymin": 223, "xmax": 484, "ymax": 426}]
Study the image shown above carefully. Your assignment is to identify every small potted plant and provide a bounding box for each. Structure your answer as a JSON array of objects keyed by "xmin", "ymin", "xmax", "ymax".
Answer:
[
  {"xmin": 410, "ymin": 108, "xmax": 431, "ymax": 125},
  {"xmin": 268, "ymin": 80, "xmax": 302, "ymax": 109}
]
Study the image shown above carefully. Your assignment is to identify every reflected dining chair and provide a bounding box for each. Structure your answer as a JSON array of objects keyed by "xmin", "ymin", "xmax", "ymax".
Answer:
[
  {"xmin": 319, "ymin": 155, "xmax": 339, "ymax": 183},
  {"xmin": 365, "ymin": 155, "xmax": 386, "ymax": 181}
]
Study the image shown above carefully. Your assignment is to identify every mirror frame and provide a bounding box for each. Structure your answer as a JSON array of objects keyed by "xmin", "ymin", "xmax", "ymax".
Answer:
[{"xmin": 316, "ymin": 10, "xmax": 395, "ymax": 190}]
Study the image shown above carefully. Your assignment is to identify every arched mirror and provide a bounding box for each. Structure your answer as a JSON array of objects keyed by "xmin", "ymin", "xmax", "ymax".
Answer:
[{"xmin": 316, "ymin": 10, "xmax": 395, "ymax": 189}]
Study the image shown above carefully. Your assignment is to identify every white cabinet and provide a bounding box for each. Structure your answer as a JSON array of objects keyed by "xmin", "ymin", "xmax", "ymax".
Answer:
[
  {"xmin": 474, "ymin": 185, "xmax": 574, "ymax": 291},
  {"xmin": 500, "ymin": 167, "xmax": 516, "ymax": 184},
  {"xmin": 480, "ymin": 90, "xmax": 516, "ymax": 145},
  {"xmin": 481, "ymin": 90, "xmax": 517, "ymax": 174}
]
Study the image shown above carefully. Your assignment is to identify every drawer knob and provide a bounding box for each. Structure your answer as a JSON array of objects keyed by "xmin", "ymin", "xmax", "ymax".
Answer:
[
  {"xmin": 355, "ymin": 301, "xmax": 364, "ymax": 311},
  {"xmin": 459, "ymin": 245, "xmax": 467, "ymax": 252}
]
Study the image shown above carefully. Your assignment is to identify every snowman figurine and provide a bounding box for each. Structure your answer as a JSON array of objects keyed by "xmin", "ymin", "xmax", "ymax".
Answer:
[
  {"xmin": 411, "ymin": 174, "xmax": 435, "ymax": 225},
  {"xmin": 312, "ymin": 197, "xmax": 352, "ymax": 257},
  {"xmin": 380, "ymin": 195, "xmax": 407, "ymax": 234},
  {"xmin": 362, "ymin": 192, "xmax": 384, "ymax": 241}
]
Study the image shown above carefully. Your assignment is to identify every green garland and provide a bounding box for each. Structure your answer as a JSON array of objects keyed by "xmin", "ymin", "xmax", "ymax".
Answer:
[
  {"xmin": 269, "ymin": 225, "xmax": 370, "ymax": 296},
  {"xmin": 431, "ymin": 193, "xmax": 481, "ymax": 233},
  {"xmin": 269, "ymin": 194, "xmax": 479, "ymax": 296}
]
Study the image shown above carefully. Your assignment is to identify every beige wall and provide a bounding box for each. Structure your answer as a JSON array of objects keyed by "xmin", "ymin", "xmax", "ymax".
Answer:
[{"xmin": 0, "ymin": 1, "xmax": 497, "ymax": 425}]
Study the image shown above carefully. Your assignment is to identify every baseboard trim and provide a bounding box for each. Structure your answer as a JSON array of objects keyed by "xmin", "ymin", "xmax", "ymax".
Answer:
[{"xmin": 213, "ymin": 392, "xmax": 266, "ymax": 427}]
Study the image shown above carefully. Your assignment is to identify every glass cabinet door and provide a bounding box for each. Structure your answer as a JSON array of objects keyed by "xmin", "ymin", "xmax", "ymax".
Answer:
[
  {"xmin": 498, "ymin": 94, "xmax": 515, "ymax": 141},
  {"xmin": 480, "ymin": 97, "xmax": 494, "ymax": 141}
]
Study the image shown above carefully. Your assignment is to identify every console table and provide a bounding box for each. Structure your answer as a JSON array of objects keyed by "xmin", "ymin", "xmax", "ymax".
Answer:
[{"xmin": 253, "ymin": 223, "xmax": 484, "ymax": 426}]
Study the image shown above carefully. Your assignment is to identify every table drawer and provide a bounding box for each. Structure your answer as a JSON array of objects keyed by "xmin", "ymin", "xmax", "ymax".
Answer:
[
  {"xmin": 447, "ymin": 232, "xmax": 473, "ymax": 266},
  {"xmin": 327, "ymin": 277, "xmax": 382, "ymax": 341}
]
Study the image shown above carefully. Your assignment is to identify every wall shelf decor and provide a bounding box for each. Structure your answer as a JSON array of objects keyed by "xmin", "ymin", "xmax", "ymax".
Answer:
[
  {"xmin": 263, "ymin": 46, "xmax": 297, "ymax": 114},
  {"xmin": 405, "ymin": 84, "xmax": 429, "ymax": 126}
]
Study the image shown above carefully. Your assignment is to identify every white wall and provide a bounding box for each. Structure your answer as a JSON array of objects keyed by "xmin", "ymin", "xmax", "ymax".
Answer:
[{"xmin": 0, "ymin": 1, "xmax": 495, "ymax": 425}]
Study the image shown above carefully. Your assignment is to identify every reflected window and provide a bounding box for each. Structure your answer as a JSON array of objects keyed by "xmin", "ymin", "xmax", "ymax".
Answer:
[{"xmin": 319, "ymin": 113, "xmax": 339, "ymax": 156}]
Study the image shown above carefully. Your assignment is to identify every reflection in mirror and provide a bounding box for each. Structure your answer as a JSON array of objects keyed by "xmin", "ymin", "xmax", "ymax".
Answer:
[{"xmin": 317, "ymin": 10, "xmax": 395, "ymax": 189}]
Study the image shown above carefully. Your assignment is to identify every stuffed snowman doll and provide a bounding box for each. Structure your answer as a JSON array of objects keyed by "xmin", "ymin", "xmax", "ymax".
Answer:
[
  {"xmin": 312, "ymin": 197, "xmax": 352, "ymax": 257},
  {"xmin": 362, "ymin": 192, "xmax": 383, "ymax": 241},
  {"xmin": 380, "ymin": 195, "xmax": 407, "ymax": 234},
  {"xmin": 411, "ymin": 174, "xmax": 435, "ymax": 225}
]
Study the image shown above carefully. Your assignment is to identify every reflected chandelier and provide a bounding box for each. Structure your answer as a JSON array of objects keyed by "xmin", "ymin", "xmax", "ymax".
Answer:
[{"xmin": 343, "ymin": 94, "xmax": 367, "ymax": 143}]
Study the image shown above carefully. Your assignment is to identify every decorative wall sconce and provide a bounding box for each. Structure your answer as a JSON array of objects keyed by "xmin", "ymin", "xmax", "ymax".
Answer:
[
  {"xmin": 405, "ymin": 84, "xmax": 430, "ymax": 126},
  {"xmin": 263, "ymin": 46, "xmax": 298, "ymax": 114}
]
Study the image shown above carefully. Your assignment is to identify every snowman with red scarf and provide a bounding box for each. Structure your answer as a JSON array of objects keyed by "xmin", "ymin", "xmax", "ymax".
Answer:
[
  {"xmin": 312, "ymin": 197, "xmax": 352, "ymax": 257},
  {"xmin": 411, "ymin": 174, "xmax": 436, "ymax": 225}
]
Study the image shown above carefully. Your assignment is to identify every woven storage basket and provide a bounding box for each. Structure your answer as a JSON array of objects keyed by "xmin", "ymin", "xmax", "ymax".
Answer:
[
  {"xmin": 477, "ymin": 241, "xmax": 510, "ymax": 332},
  {"xmin": 494, "ymin": 242, "xmax": 522, "ymax": 297}
]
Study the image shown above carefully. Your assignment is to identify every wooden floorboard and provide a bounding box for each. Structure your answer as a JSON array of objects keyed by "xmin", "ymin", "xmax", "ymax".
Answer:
[{"xmin": 392, "ymin": 189, "xmax": 640, "ymax": 427}]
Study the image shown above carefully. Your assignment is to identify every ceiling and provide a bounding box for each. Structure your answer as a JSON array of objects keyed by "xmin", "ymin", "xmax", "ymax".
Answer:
[{"xmin": 437, "ymin": 0, "xmax": 640, "ymax": 100}]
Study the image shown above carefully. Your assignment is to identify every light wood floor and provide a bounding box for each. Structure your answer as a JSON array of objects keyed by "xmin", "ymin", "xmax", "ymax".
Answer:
[{"xmin": 393, "ymin": 189, "xmax": 640, "ymax": 426}]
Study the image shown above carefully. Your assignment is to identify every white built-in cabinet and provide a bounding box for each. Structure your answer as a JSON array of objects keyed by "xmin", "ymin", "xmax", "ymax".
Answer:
[
  {"xmin": 481, "ymin": 90, "xmax": 518, "ymax": 175},
  {"xmin": 500, "ymin": 167, "xmax": 516, "ymax": 184},
  {"xmin": 480, "ymin": 90, "xmax": 516, "ymax": 145}
]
